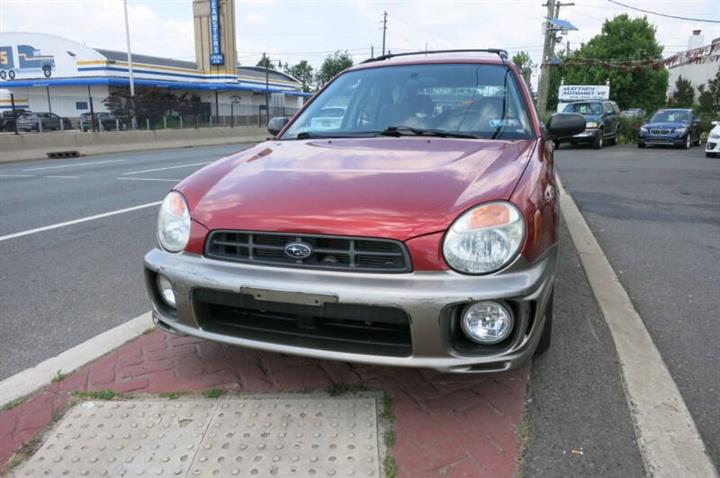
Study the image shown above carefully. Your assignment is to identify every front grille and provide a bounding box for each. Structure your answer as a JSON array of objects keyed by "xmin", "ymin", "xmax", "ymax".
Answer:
[
  {"xmin": 193, "ymin": 289, "xmax": 412, "ymax": 357},
  {"xmin": 205, "ymin": 231, "xmax": 412, "ymax": 273},
  {"xmin": 650, "ymin": 128, "xmax": 672, "ymax": 135}
]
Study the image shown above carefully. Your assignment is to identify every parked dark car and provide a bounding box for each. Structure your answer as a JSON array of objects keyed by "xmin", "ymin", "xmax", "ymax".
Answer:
[
  {"xmin": 80, "ymin": 112, "xmax": 124, "ymax": 131},
  {"xmin": 638, "ymin": 108, "xmax": 702, "ymax": 149},
  {"xmin": 620, "ymin": 108, "xmax": 645, "ymax": 119},
  {"xmin": 559, "ymin": 100, "xmax": 620, "ymax": 149},
  {"xmin": 15, "ymin": 112, "xmax": 70, "ymax": 132},
  {"xmin": 0, "ymin": 109, "xmax": 30, "ymax": 132}
]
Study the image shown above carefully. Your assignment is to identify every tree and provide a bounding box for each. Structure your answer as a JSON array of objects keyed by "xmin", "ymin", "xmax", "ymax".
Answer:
[
  {"xmin": 695, "ymin": 67, "xmax": 720, "ymax": 129},
  {"xmin": 257, "ymin": 53, "xmax": 276, "ymax": 70},
  {"xmin": 668, "ymin": 76, "xmax": 694, "ymax": 108},
  {"xmin": 562, "ymin": 14, "xmax": 668, "ymax": 114},
  {"xmin": 511, "ymin": 51, "xmax": 534, "ymax": 90},
  {"xmin": 316, "ymin": 51, "xmax": 354, "ymax": 86},
  {"xmin": 284, "ymin": 60, "xmax": 314, "ymax": 92}
]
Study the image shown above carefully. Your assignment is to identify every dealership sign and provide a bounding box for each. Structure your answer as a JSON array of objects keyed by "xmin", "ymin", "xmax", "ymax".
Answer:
[
  {"xmin": 209, "ymin": 0, "xmax": 225, "ymax": 65},
  {"xmin": 558, "ymin": 85, "xmax": 610, "ymax": 102}
]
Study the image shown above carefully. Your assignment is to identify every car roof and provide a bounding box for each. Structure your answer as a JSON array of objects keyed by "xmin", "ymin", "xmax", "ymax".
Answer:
[
  {"xmin": 658, "ymin": 108, "xmax": 690, "ymax": 112},
  {"xmin": 348, "ymin": 52, "xmax": 507, "ymax": 72}
]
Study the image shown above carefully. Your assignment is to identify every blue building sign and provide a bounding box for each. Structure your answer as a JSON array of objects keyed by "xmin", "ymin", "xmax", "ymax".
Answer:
[{"xmin": 209, "ymin": 0, "xmax": 225, "ymax": 65}]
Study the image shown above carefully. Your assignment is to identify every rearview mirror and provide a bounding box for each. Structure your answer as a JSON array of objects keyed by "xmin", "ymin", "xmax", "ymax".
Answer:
[
  {"xmin": 268, "ymin": 117, "xmax": 289, "ymax": 136},
  {"xmin": 546, "ymin": 113, "xmax": 586, "ymax": 139}
]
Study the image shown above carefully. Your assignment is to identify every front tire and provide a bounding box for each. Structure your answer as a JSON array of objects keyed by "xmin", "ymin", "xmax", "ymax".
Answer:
[
  {"xmin": 682, "ymin": 134, "xmax": 691, "ymax": 150},
  {"xmin": 43, "ymin": 66, "xmax": 52, "ymax": 78},
  {"xmin": 592, "ymin": 129, "xmax": 604, "ymax": 149},
  {"xmin": 608, "ymin": 126, "xmax": 619, "ymax": 145}
]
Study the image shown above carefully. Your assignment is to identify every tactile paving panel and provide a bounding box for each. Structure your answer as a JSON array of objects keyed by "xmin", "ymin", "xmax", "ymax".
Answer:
[{"xmin": 11, "ymin": 398, "xmax": 380, "ymax": 478}]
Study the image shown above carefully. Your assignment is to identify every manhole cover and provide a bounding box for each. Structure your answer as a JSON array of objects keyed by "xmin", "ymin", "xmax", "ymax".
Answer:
[{"xmin": 11, "ymin": 398, "xmax": 380, "ymax": 477}]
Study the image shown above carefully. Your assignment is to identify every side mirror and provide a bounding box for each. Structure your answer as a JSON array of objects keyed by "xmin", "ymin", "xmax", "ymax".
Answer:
[
  {"xmin": 546, "ymin": 113, "xmax": 586, "ymax": 139},
  {"xmin": 711, "ymin": 120, "xmax": 718, "ymax": 126},
  {"xmin": 268, "ymin": 117, "xmax": 289, "ymax": 136},
  {"xmin": 692, "ymin": 117, "xmax": 701, "ymax": 125}
]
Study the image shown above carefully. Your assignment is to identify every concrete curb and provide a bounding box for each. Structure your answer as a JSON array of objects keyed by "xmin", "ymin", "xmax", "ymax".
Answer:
[
  {"xmin": 0, "ymin": 127, "xmax": 267, "ymax": 163},
  {"xmin": 0, "ymin": 312, "xmax": 152, "ymax": 408},
  {"xmin": 558, "ymin": 179, "xmax": 718, "ymax": 478}
]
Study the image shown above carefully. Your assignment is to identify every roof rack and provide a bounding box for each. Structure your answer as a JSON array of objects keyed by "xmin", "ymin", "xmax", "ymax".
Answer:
[{"xmin": 362, "ymin": 49, "xmax": 509, "ymax": 64}]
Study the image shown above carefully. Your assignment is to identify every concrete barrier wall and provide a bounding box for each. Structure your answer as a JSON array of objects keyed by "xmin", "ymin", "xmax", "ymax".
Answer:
[{"xmin": 0, "ymin": 127, "xmax": 269, "ymax": 163}]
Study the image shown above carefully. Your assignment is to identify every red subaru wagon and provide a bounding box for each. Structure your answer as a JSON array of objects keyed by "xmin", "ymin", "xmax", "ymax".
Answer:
[{"xmin": 144, "ymin": 50, "xmax": 584, "ymax": 373}]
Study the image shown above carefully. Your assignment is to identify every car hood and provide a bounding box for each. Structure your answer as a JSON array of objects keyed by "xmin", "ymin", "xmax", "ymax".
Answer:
[
  {"xmin": 178, "ymin": 137, "xmax": 536, "ymax": 240},
  {"xmin": 643, "ymin": 122, "xmax": 688, "ymax": 129},
  {"xmin": 579, "ymin": 114, "xmax": 602, "ymax": 122}
]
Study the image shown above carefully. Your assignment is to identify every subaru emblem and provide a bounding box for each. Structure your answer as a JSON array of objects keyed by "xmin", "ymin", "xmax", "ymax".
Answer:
[{"xmin": 284, "ymin": 241, "xmax": 313, "ymax": 259}]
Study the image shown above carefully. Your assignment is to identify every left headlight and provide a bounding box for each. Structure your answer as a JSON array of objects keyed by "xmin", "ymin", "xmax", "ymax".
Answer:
[
  {"xmin": 443, "ymin": 202, "xmax": 525, "ymax": 274},
  {"xmin": 157, "ymin": 191, "xmax": 191, "ymax": 252},
  {"xmin": 586, "ymin": 121, "xmax": 599, "ymax": 129}
]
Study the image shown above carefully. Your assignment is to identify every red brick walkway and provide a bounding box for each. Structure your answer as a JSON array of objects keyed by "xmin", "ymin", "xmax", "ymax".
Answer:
[{"xmin": 0, "ymin": 331, "xmax": 527, "ymax": 477}]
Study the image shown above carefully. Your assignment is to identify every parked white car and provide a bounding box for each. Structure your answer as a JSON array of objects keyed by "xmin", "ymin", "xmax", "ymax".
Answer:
[{"xmin": 706, "ymin": 120, "xmax": 720, "ymax": 158}]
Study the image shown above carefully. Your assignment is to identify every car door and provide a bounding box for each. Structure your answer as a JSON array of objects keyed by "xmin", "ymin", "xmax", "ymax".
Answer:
[
  {"xmin": 690, "ymin": 114, "xmax": 702, "ymax": 142},
  {"xmin": 603, "ymin": 102, "xmax": 617, "ymax": 137}
]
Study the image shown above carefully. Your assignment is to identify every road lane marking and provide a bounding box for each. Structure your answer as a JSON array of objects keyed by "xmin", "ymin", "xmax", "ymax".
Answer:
[
  {"xmin": 23, "ymin": 159, "xmax": 125, "ymax": 172},
  {"xmin": 121, "ymin": 161, "xmax": 211, "ymax": 176},
  {"xmin": 0, "ymin": 201, "xmax": 162, "ymax": 243},
  {"xmin": 558, "ymin": 179, "xmax": 718, "ymax": 478},
  {"xmin": 0, "ymin": 312, "xmax": 153, "ymax": 408},
  {"xmin": 0, "ymin": 174, "xmax": 35, "ymax": 178},
  {"xmin": 117, "ymin": 177, "xmax": 180, "ymax": 182},
  {"xmin": 43, "ymin": 175, "xmax": 79, "ymax": 179}
]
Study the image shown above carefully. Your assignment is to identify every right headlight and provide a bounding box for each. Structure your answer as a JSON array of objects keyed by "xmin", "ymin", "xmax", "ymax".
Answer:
[
  {"xmin": 443, "ymin": 202, "xmax": 525, "ymax": 274},
  {"xmin": 709, "ymin": 132, "xmax": 720, "ymax": 139},
  {"xmin": 157, "ymin": 191, "xmax": 191, "ymax": 253}
]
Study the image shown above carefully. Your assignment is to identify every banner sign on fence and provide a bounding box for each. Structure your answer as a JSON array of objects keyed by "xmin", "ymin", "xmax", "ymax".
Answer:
[
  {"xmin": 209, "ymin": 0, "xmax": 225, "ymax": 66},
  {"xmin": 558, "ymin": 85, "xmax": 609, "ymax": 102}
]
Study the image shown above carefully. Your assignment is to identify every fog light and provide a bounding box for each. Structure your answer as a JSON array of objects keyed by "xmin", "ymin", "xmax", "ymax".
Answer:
[
  {"xmin": 156, "ymin": 275, "xmax": 176, "ymax": 308},
  {"xmin": 461, "ymin": 301, "xmax": 513, "ymax": 344}
]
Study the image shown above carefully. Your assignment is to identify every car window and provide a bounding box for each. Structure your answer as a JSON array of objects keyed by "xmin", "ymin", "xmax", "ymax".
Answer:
[
  {"xmin": 282, "ymin": 63, "xmax": 534, "ymax": 140},
  {"xmin": 651, "ymin": 110, "xmax": 689, "ymax": 123},
  {"xmin": 563, "ymin": 102, "xmax": 603, "ymax": 115}
]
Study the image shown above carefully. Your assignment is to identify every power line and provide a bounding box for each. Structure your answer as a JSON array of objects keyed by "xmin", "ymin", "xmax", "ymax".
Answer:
[{"xmin": 607, "ymin": 0, "xmax": 720, "ymax": 24}]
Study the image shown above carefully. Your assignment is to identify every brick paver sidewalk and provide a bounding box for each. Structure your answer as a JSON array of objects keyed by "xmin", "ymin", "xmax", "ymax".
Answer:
[{"xmin": 0, "ymin": 331, "xmax": 527, "ymax": 477}]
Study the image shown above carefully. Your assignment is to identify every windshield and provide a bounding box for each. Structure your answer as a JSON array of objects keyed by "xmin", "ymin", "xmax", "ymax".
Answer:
[
  {"xmin": 563, "ymin": 102, "xmax": 603, "ymax": 115},
  {"xmin": 281, "ymin": 63, "xmax": 533, "ymax": 140},
  {"xmin": 651, "ymin": 110, "xmax": 689, "ymax": 124}
]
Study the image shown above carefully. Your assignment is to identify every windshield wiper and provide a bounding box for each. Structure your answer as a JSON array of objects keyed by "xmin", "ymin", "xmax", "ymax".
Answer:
[
  {"xmin": 379, "ymin": 126, "xmax": 479, "ymax": 139},
  {"xmin": 295, "ymin": 131, "xmax": 377, "ymax": 140}
]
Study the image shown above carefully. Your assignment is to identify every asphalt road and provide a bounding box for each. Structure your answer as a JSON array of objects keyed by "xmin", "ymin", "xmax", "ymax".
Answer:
[
  {"xmin": 557, "ymin": 143, "xmax": 720, "ymax": 467},
  {"xmin": 0, "ymin": 144, "xmax": 251, "ymax": 380}
]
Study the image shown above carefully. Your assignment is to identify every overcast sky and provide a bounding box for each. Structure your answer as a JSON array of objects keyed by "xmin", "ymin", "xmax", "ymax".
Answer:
[{"xmin": 1, "ymin": 0, "xmax": 719, "ymax": 82}]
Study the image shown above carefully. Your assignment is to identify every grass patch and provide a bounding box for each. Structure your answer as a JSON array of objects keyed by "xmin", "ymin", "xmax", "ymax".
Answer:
[
  {"xmin": 1, "ymin": 395, "xmax": 29, "ymax": 411},
  {"xmin": 380, "ymin": 395, "xmax": 394, "ymax": 421},
  {"xmin": 383, "ymin": 430, "xmax": 396, "ymax": 448},
  {"xmin": 325, "ymin": 383, "xmax": 368, "ymax": 397},
  {"xmin": 51, "ymin": 370, "xmax": 66, "ymax": 383},
  {"xmin": 383, "ymin": 455, "xmax": 397, "ymax": 478},
  {"xmin": 159, "ymin": 392, "xmax": 181, "ymax": 400},
  {"xmin": 71, "ymin": 390, "xmax": 117, "ymax": 400},
  {"xmin": 202, "ymin": 388, "xmax": 224, "ymax": 399}
]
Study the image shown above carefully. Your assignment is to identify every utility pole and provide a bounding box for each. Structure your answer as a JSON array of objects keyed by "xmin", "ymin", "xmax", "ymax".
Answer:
[
  {"xmin": 123, "ymin": 0, "xmax": 137, "ymax": 130},
  {"xmin": 536, "ymin": 1, "xmax": 573, "ymax": 117},
  {"xmin": 264, "ymin": 53, "xmax": 270, "ymax": 125},
  {"xmin": 381, "ymin": 11, "xmax": 388, "ymax": 56}
]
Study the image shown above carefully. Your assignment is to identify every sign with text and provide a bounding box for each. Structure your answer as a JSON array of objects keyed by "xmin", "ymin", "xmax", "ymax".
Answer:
[
  {"xmin": 209, "ymin": 0, "xmax": 224, "ymax": 65},
  {"xmin": 558, "ymin": 85, "xmax": 610, "ymax": 102}
]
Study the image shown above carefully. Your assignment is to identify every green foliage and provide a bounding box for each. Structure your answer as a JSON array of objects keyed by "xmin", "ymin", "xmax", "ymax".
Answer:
[
  {"xmin": 668, "ymin": 76, "xmax": 694, "ymax": 108},
  {"xmin": 512, "ymin": 51, "xmax": 534, "ymax": 90},
  {"xmin": 384, "ymin": 455, "xmax": 397, "ymax": 478},
  {"xmin": 383, "ymin": 430, "xmax": 396, "ymax": 447},
  {"xmin": 316, "ymin": 51, "xmax": 354, "ymax": 86},
  {"xmin": 202, "ymin": 388, "xmax": 223, "ymax": 399},
  {"xmin": 52, "ymin": 370, "xmax": 66, "ymax": 383},
  {"xmin": 72, "ymin": 390, "xmax": 117, "ymax": 400},
  {"xmin": 694, "ymin": 67, "xmax": 720, "ymax": 132},
  {"xmin": 562, "ymin": 14, "xmax": 668, "ymax": 114},
  {"xmin": 104, "ymin": 90, "xmax": 204, "ymax": 125},
  {"xmin": 284, "ymin": 60, "xmax": 314, "ymax": 92},
  {"xmin": 256, "ymin": 53, "xmax": 276, "ymax": 70},
  {"xmin": 325, "ymin": 383, "xmax": 368, "ymax": 396},
  {"xmin": 618, "ymin": 116, "xmax": 644, "ymax": 144},
  {"xmin": 159, "ymin": 392, "xmax": 181, "ymax": 400}
]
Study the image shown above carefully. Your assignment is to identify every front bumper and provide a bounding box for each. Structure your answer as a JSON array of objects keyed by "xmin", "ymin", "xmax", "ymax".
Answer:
[
  {"xmin": 570, "ymin": 128, "xmax": 599, "ymax": 142},
  {"xmin": 638, "ymin": 134, "xmax": 685, "ymax": 146},
  {"xmin": 144, "ymin": 246, "xmax": 557, "ymax": 373},
  {"xmin": 705, "ymin": 139, "xmax": 719, "ymax": 153}
]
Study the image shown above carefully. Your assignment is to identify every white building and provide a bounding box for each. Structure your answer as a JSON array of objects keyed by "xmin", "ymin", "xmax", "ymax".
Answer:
[
  {"xmin": 667, "ymin": 31, "xmax": 720, "ymax": 99},
  {"xmin": 0, "ymin": 32, "xmax": 308, "ymax": 120}
]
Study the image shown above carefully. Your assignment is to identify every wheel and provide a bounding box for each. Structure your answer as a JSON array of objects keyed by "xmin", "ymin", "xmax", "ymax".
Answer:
[
  {"xmin": 608, "ymin": 126, "xmax": 619, "ymax": 145},
  {"xmin": 695, "ymin": 137, "xmax": 702, "ymax": 147},
  {"xmin": 43, "ymin": 65, "xmax": 52, "ymax": 78},
  {"xmin": 0, "ymin": 70, "xmax": 6, "ymax": 80},
  {"xmin": 637, "ymin": 142, "xmax": 646, "ymax": 148},
  {"xmin": 553, "ymin": 140, "xmax": 560, "ymax": 149},
  {"xmin": 8, "ymin": 69, "xmax": 15, "ymax": 80},
  {"xmin": 592, "ymin": 129, "xmax": 604, "ymax": 149},
  {"xmin": 682, "ymin": 134, "xmax": 691, "ymax": 150},
  {"xmin": 534, "ymin": 292, "xmax": 553, "ymax": 357}
]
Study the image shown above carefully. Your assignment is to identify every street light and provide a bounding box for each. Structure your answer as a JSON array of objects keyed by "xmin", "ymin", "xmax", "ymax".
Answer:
[{"xmin": 123, "ymin": 0, "xmax": 137, "ymax": 130}]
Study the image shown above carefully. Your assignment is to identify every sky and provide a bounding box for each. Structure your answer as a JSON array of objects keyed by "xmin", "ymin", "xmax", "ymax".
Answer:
[{"xmin": 1, "ymin": 0, "xmax": 719, "ymax": 86}]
